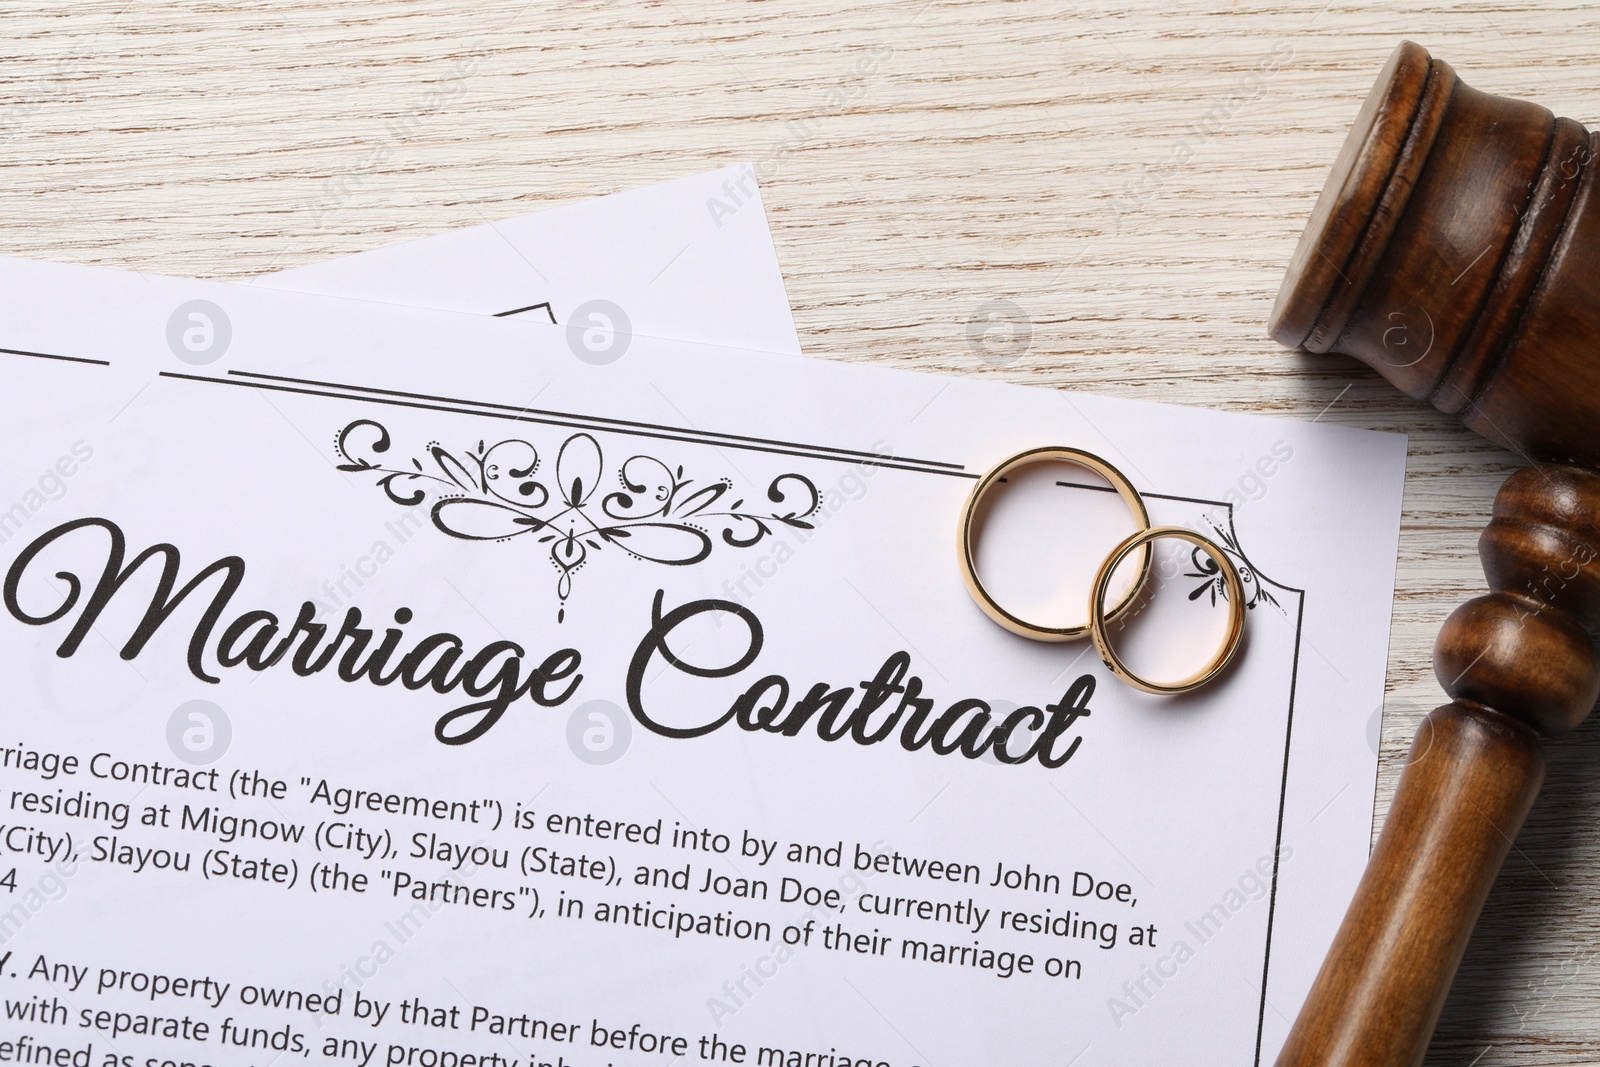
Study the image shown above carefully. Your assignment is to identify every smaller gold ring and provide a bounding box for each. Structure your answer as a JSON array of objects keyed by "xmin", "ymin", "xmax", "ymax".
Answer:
[
  {"xmin": 1089, "ymin": 526, "xmax": 1246, "ymax": 694},
  {"xmin": 958, "ymin": 446, "xmax": 1152, "ymax": 642}
]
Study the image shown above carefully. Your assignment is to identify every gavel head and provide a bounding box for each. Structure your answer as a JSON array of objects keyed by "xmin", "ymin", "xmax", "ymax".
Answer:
[{"xmin": 1271, "ymin": 41, "xmax": 1600, "ymax": 468}]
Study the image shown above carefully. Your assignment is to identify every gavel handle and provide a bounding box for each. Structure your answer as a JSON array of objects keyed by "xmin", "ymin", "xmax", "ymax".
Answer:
[{"xmin": 1276, "ymin": 702, "xmax": 1544, "ymax": 1067}]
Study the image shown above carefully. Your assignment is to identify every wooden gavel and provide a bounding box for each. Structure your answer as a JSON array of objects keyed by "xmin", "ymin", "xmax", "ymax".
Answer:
[{"xmin": 1270, "ymin": 41, "xmax": 1600, "ymax": 1066}]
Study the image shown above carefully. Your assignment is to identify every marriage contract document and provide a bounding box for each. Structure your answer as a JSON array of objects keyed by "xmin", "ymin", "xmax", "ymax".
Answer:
[{"xmin": 0, "ymin": 256, "xmax": 1403, "ymax": 1065}]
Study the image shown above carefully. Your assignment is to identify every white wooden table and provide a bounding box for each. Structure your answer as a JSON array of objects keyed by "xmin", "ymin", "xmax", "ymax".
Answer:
[{"xmin": 4, "ymin": 1, "xmax": 1598, "ymax": 1062}]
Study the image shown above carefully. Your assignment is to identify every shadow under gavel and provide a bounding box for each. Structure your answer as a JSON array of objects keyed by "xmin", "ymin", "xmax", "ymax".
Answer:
[{"xmin": 1269, "ymin": 40, "xmax": 1600, "ymax": 1066}]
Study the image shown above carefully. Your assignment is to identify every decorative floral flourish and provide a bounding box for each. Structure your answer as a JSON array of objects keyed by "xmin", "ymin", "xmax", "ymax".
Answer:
[
  {"xmin": 1185, "ymin": 520, "xmax": 1281, "ymax": 612},
  {"xmin": 334, "ymin": 419, "xmax": 822, "ymax": 622}
]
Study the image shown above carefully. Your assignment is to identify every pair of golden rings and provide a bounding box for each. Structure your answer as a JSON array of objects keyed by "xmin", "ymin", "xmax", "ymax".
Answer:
[{"xmin": 957, "ymin": 446, "xmax": 1245, "ymax": 695}]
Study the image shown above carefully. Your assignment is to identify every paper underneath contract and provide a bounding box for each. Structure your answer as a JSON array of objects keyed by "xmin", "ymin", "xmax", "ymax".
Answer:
[
  {"xmin": 252, "ymin": 165, "xmax": 802, "ymax": 357},
  {"xmin": 0, "ymin": 256, "xmax": 1402, "ymax": 1066}
]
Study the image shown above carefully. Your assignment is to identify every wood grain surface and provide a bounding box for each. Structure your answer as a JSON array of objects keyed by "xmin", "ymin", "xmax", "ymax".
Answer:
[{"xmin": 3, "ymin": 1, "xmax": 1598, "ymax": 1063}]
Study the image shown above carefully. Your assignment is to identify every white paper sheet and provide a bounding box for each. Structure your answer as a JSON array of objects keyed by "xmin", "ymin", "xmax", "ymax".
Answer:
[
  {"xmin": 251, "ymin": 165, "xmax": 802, "ymax": 357},
  {"xmin": 0, "ymin": 256, "xmax": 1403, "ymax": 1065}
]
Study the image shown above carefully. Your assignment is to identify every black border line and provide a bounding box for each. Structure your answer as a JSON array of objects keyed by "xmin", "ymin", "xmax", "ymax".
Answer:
[
  {"xmin": 161, "ymin": 371, "xmax": 978, "ymax": 479},
  {"xmin": 1, "ymin": 347, "xmax": 111, "ymax": 367},
  {"xmin": 493, "ymin": 301, "xmax": 556, "ymax": 323},
  {"xmin": 1255, "ymin": 592, "xmax": 1305, "ymax": 1067},
  {"xmin": 1062, "ymin": 474, "xmax": 1305, "ymax": 1062},
  {"xmin": 222, "ymin": 368, "xmax": 969, "ymax": 474},
  {"xmin": 1056, "ymin": 479, "xmax": 1236, "ymax": 509}
]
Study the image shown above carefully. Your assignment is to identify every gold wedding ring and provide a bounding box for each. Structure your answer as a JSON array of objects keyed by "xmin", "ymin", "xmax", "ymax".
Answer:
[
  {"xmin": 958, "ymin": 446, "xmax": 1151, "ymax": 641},
  {"xmin": 1089, "ymin": 526, "xmax": 1246, "ymax": 694}
]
